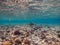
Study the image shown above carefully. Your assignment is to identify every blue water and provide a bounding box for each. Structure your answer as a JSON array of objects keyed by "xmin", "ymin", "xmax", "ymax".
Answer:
[
  {"xmin": 0, "ymin": 18, "xmax": 60, "ymax": 26},
  {"xmin": 0, "ymin": 2, "xmax": 60, "ymax": 26}
]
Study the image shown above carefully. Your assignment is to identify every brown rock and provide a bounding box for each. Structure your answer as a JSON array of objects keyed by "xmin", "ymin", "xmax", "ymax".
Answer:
[{"xmin": 3, "ymin": 41, "xmax": 12, "ymax": 45}]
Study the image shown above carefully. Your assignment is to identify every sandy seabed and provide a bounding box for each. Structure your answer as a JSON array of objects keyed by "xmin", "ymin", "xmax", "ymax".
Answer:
[{"xmin": 0, "ymin": 24, "xmax": 60, "ymax": 45}]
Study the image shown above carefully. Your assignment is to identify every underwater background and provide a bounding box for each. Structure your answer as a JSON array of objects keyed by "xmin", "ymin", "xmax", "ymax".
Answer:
[{"xmin": 0, "ymin": 0, "xmax": 60, "ymax": 26}]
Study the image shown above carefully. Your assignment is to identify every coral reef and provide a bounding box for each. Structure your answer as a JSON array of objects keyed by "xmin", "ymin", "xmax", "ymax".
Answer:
[{"xmin": 0, "ymin": 24, "xmax": 60, "ymax": 45}]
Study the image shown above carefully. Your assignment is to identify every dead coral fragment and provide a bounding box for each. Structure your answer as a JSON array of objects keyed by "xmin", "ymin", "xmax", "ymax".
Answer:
[
  {"xmin": 23, "ymin": 38, "xmax": 30, "ymax": 45},
  {"xmin": 15, "ymin": 39, "xmax": 22, "ymax": 44},
  {"xmin": 14, "ymin": 30, "xmax": 22, "ymax": 35},
  {"xmin": 3, "ymin": 41, "xmax": 12, "ymax": 45},
  {"xmin": 57, "ymin": 34, "xmax": 60, "ymax": 38}
]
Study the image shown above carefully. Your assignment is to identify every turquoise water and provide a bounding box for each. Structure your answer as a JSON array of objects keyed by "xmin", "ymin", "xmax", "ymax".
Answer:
[
  {"xmin": 0, "ymin": 0, "xmax": 60, "ymax": 26},
  {"xmin": 0, "ymin": 8, "xmax": 60, "ymax": 25},
  {"xmin": 0, "ymin": 9, "xmax": 60, "ymax": 26}
]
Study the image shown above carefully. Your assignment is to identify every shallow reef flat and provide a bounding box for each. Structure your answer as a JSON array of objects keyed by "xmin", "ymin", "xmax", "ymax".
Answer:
[{"xmin": 0, "ymin": 24, "xmax": 60, "ymax": 45}]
